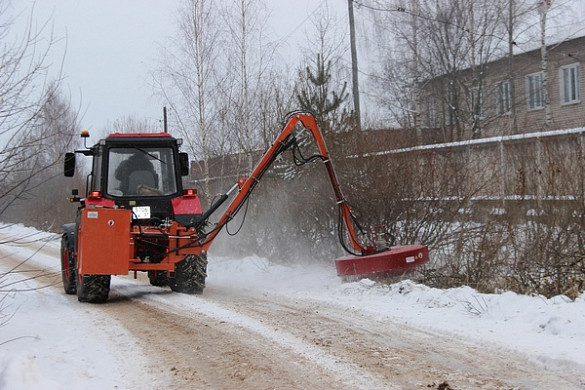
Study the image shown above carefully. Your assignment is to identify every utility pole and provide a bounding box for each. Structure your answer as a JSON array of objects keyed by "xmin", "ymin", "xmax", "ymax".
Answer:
[{"xmin": 347, "ymin": 0, "xmax": 361, "ymax": 131}]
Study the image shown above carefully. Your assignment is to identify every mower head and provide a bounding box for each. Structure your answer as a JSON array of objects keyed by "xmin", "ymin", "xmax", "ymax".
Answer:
[{"xmin": 335, "ymin": 245, "xmax": 429, "ymax": 281}]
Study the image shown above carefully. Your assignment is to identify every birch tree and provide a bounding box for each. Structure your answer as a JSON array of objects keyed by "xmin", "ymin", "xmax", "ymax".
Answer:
[
  {"xmin": 220, "ymin": 0, "xmax": 282, "ymax": 170},
  {"xmin": 154, "ymin": 0, "xmax": 223, "ymax": 203}
]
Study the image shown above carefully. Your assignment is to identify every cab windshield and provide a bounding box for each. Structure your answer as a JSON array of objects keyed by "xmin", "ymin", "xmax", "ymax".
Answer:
[{"xmin": 106, "ymin": 147, "xmax": 178, "ymax": 197}]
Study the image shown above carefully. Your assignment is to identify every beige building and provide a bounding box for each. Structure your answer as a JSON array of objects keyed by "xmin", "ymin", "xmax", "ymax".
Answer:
[{"xmin": 419, "ymin": 35, "xmax": 585, "ymax": 141}]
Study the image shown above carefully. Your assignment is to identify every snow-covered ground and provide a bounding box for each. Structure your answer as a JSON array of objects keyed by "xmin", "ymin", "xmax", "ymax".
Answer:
[{"xmin": 1, "ymin": 223, "xmax": 584, "ymax": 389}]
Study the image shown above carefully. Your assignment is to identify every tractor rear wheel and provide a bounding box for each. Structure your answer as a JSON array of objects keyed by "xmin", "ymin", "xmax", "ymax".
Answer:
[
  {"xmin": 169, "ymin": 254, "xmax": 207, "ymax": 294},
  {"xmin": 77, "ymin": 274, "xmax": 111, "ymax": 303},
  {"xmin": 60, "ymin": 235, "xmax": 76, "ymax": 294}
]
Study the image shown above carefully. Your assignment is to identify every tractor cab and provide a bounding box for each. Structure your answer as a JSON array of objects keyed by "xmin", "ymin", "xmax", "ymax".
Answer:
[{"xmin": 65, "ymin": 131, "xmax": 200, "ymax": 226}]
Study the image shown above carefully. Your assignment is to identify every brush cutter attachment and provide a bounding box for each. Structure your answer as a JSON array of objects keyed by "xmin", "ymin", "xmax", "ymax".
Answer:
[
  {"xmin": 195, "ymin": 111, "xmax": 430, "ymax": 281},
  {"xmin": 335, "ymin": 245, "xmax": 429, "ymax": 281}
]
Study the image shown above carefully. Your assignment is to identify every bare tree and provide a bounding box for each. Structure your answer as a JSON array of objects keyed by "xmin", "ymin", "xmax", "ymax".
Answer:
[
  {"xmin": 0, "ymin": 1, "xmax": 78, "ymax": 225},
  {"xmin": 2, "ymin": 84, "xmax": 80, "ymax": 229},
  {"xmin": 219, "ymin": 0, "xmax": 284, "ymax": 170},
  {"xmin": 365, "ymin": 0, "xmax": 540, "ymax": 140},
  {"xmin": 255, "ymin": 67, "xmax": 296, "ymax": 149},
  {"xmin": 154, "ymin": 0, "xmax": 297, "ymax": 211},
  {"xmin": 106, "ymin": 115, "xmax": 162, "ymax": 134},
  {"xmin": 153, "ymin": 0, "xmax": 223, "ymax": 203}
]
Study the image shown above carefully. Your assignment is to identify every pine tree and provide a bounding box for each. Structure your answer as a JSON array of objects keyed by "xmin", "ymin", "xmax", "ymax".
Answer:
[{"xmin": 295, "ymin": 54, "xmax": 348, "ymax": 132}]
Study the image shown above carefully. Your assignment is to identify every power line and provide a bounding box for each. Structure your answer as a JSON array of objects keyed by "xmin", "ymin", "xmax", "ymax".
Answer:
[
  {"xmin": 272, "ymin": 0, "xmax": 329, "ymax": 44},
  {"xmin": 351, "ymin": 0, "xmax": 519, "ymax": 45}
]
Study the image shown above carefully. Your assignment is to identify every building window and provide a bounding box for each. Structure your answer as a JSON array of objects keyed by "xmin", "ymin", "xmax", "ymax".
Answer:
[
  {"xmin": 424, "ymin": 98, "xmax": 440, "ymax": 128},
  {"xmin": 496, "ymin": 80, "xmax": 511, "ymax": 115},
  {"xmin": 526, "ymin": 72, "xmax": 544, "ymax": 110},
  {"xmin": 443, "ymin": 84, "xmax": 459, "ymax": 126},
  {"xmin": 469, "ymin": 88, "xmax": 484, "ymax": 119},
  {"xmin": 560, "ymin": 63, "xmax": 580, "ymax": 105}
]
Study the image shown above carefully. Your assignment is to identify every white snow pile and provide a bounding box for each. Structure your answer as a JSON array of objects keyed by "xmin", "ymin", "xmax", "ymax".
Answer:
[
  {"xmin": 1, "ymin": 223, "xmax": 585, "ymax": 389},
  {"xmin": 210, "ymin": 254, "xmax": 585, "ymax": 368}
]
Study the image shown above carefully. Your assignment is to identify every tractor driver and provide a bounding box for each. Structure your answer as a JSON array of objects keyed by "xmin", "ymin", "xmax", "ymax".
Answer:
[{"xmin": 114, "ymin": 151, "xmax": 157, "ymax": 195}]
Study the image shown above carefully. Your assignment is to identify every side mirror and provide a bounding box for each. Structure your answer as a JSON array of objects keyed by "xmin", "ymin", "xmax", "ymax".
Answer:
[
  {"xmin": 179, "ymin": 152, "xmax": 189, "ymax": 176},
  {"xmin": 64, "ymin": 152, "xmax": 76, "ymax": 177}
]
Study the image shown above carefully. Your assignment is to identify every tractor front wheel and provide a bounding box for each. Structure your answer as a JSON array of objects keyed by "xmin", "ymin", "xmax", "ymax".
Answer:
[
  {"xmin": 169, "ymin": 254, "xmax": 207, "ymax": 294},
  {"xmin": 148, "ymin": 270, "xmax": 169, "ymax": 287},
  {"xmin": 60, "ymin": 235, "xmax": 76, "ymax": 294},
  {"xmin": 77, "ymin": 274, "xmax": 111, "ymax": 303}
]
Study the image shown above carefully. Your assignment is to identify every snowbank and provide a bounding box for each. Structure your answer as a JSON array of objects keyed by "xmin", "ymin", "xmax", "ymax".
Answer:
[{"xmin": 208, "ymin": 254, "xmax": 585, "ymax": 369}]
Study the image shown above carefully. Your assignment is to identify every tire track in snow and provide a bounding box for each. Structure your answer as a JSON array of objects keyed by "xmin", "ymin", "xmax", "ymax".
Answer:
[
  {"xmin": 140, "ymin": 290, "xmax": 397, "ymax": 389},
  {"xmin": 169, "ymin": 287, "xmax": 585, "ymax": 390}
]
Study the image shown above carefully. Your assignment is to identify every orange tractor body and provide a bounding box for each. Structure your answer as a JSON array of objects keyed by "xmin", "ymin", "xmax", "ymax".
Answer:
[{"xmin": 61, "ymin": 112, "xmax": 428, "ymax": 303}]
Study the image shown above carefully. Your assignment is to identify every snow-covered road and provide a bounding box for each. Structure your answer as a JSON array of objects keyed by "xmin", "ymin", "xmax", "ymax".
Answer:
[{"xmin": 1, "ymin": 223, "xmax": 585, "ymax": 389}]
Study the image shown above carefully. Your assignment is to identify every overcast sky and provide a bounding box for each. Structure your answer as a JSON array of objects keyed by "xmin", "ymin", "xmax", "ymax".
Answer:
[
  {"xmin": 8, "ymin": 1, "xmax": 585, "ymax": 136},
  {"xmin": 10, "ymin": 0, "xmax": 344, "ymax": 134}
]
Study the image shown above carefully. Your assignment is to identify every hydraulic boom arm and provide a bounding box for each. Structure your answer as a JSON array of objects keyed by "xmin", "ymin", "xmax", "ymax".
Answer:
[{"xmin": 199, "ymin": 111, "xmax": 376, "ymax": 255}]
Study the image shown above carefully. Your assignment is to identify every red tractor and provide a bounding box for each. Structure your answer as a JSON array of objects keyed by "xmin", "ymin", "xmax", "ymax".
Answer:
[{"xmin": 62, "ymin": 111, "xmax": 428, "ymax": 303}]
